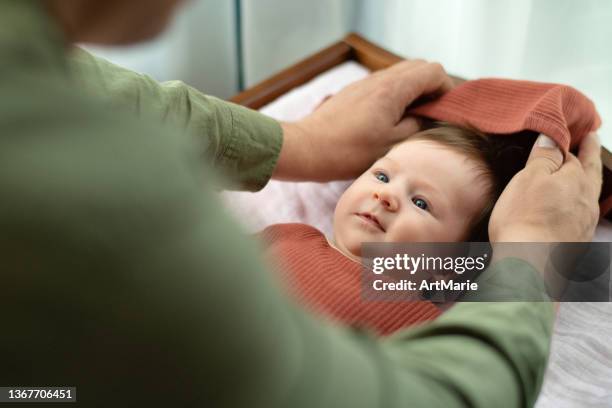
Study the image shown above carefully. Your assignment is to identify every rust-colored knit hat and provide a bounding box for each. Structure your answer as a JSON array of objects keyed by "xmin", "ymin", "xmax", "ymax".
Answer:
[
  {"xmin": 407, "ymin": 78, "xmax": 608, "ymax": 215},
  {"xmin": 408, "ymin": 78, "xmax": 601, "ymax": 153}
]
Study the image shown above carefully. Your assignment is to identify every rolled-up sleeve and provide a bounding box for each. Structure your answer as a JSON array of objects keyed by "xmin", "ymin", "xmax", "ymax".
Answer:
[
  {"xmin": 3, "ymin": 90, "xmax": 554, "ymax": 407},
  {"xmin": 21, "ymin": 46, "xmax": 554, "ymax": 408},
  {"xmin": 65, "ymin": 50, "xmax": 554, "ymax": 408},
  {"xmin": 67, "ymin": 47, "xmax": 282, "ymax": 191},
  {"xmin": 4, "ymin": 1, "xmax": 554, "ymax": 406}
]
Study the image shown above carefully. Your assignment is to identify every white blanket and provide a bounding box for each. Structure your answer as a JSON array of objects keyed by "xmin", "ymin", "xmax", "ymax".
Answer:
[{"xmin": 220, "ymin": 62, "xmax": 612, "ymax": 407}]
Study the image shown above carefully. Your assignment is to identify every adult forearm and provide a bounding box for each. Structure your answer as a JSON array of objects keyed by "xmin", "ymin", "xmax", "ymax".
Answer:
[
  {"xmin": 272, "ymin": 122, "xmax": 314, "ymax": 181},
  {"xmin": 68, "ymin": 47, "xmax": 283, "ymax": 191}
]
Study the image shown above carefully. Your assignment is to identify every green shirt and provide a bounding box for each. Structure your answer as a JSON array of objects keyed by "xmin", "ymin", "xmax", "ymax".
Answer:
[{"xmin": 0, "ymin": 1, "xmax": 555, "ymax": 407}]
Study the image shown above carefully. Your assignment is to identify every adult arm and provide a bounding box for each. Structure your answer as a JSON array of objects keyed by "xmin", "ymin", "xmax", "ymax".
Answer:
[
  {"xmin": 1, "ymin": 107, "xmax": 554, "ymax": 408},
  {"xmin": 5, "ymin": 2, "xmax": 597, "ymax": 406},
  {"xmin": 69, "ymin": 50, "xmax": 454, "ymax": 186},
  {"xmin": 20, "ymin": 48, "xmax": 598, "ymax": 408},
  {"xmin": 68, "ymin": 47, "xmax": 282, "ymax": 191}
]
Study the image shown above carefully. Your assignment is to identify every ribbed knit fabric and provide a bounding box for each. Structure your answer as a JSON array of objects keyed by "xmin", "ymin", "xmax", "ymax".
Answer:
[
  {"xmin": 408, "ymin": 78, "xmax": 601, "ymax": 152},
  {"xmin": 258, "ymin": 223, "xmax": 442, "ymax": 336},
  {"xmin": 408, "ymin": 77, "xmax": 605, "ymax": 214}
]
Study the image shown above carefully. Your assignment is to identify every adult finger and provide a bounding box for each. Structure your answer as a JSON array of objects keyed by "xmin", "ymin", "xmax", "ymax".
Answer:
[
  {"xmin": 556, "ymin": 153, "xmax": 586, "ymax": 185},
  {"xmin": 577, "ymin": 132, "xmax": 603, "ymax": 194},
  {"xmin": 384, "ymin": 59, "xmax": 428, "ymax": 74},
  {"xmin": 389, "ymin": 116, "xmax": 421, "ymax": 143},
  {"xmin": 370, "ymin": 59, "xmax": 427, "ymax": 84},
  {"xmin": 525, "ymin": 133, "xmax": 564, "ymax": 175},
  {"xmin": 394, "ymin": 62, "xmax": 455, "ymax": 106}
]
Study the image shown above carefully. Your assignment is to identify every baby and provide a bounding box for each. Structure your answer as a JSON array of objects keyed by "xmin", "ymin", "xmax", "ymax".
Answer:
[
  {"xmin": 259, "ymin": 122, "xmax": 533, "ymax": 335},
  {"xmin": 332, "ymin": 124, "xmax": 497, "ymax": 260}
]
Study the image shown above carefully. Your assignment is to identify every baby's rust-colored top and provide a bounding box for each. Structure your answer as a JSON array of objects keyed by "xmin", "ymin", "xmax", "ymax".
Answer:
[{"xmin": 258, "ymin": 223, "xmax": 441, "ymax": 336}]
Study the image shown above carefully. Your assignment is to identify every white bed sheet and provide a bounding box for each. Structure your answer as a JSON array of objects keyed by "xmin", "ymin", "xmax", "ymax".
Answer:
[{"xmin": 220, "ymin": 61, "xmax": 612, "ymax": 407}]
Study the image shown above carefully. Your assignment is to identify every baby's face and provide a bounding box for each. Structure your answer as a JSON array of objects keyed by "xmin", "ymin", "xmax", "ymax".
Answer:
[{"xmin": 332, "ymin": 139, "xmax": 490, "ymax": 258}]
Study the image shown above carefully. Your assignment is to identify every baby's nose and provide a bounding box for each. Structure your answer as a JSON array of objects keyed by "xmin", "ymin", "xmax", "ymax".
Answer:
[{"xmin": 373, "ymin": 191, "xmax": 398, "ymax": 211}]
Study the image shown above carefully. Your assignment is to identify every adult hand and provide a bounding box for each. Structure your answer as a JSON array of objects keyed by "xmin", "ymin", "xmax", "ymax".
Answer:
[
  {"xmin": 274, "ymin": 60, "xmax": 454, "ymax": 181},
  {"xmin": 489, "ymin": 132, "xmax": 603, "ymax": 243}
]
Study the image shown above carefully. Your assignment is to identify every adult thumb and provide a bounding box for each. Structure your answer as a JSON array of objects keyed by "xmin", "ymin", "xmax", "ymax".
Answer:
[
  {"xmin": 390, "ymin": 116, "xmax": 421, "ymax": 142},
  {"xmin": 526, "ymin": 133, "xmax": 564, "ymax": 174}
]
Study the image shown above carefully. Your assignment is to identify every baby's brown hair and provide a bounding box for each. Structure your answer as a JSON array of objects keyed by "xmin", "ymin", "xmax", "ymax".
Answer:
[{"xmin": 408, "ymin": 121, "xmax": 537, "ymax": 241}]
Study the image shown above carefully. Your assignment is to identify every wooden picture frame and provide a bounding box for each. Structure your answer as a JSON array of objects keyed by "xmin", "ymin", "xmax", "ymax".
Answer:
[{"xmin": 230, "ymin": 32, "xmax": 611, "ymax": 220}]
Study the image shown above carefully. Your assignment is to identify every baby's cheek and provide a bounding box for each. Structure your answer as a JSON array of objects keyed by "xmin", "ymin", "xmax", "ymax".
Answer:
[
  {"xmin": 392, "ymin": 217, "xmax": 436, "ymax": 242},
  {"xmin": 428, "ymin": 221, "xmax": 462, "ymax": 242}
]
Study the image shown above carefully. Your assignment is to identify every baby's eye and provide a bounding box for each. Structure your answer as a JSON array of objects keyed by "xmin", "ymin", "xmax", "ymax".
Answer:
[
  {"xmin": 375, "ymin": 171, "xmax": 389, "ymax": 183},
  {"xmin": 412, "ymin": 197, "xmax": 429, "ymax": 211}
]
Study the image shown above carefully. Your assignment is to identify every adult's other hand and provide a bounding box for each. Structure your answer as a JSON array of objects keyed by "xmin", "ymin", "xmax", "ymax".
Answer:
[
  {"xmin": 489, "ymin": 132, "xmax": 602, "ymax": 243},
  {"xmin": 275, "ymin": 60, "xmax": 454, "ymax": 181}
]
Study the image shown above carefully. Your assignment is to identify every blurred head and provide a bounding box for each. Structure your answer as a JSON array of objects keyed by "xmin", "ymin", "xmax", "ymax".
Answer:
[
  {"xmin": 44, "ymin": 0, "xmax": 185, "ymax": 45},
  {"xmin": 332, "ymin": 123, "xmax": 519, "ymax": 259}
]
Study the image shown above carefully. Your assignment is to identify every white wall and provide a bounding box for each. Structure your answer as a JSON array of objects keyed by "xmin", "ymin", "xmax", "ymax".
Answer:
[
  {"xmin": 84, "ymin": 0, "xmax": 239, "ymax": 99},
  {"xmin": 240, "ymin": 0, "xmax": 355, "ymax": 86},
  {"xmin": 353, "ymin": 0, "xmax": 612, "ymax": 148}
]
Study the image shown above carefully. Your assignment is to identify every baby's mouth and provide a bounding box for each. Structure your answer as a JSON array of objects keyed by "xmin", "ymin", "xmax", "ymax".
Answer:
[{"xmin": 356, "ymin": 212, "xmax": 385, "ymax": 232}]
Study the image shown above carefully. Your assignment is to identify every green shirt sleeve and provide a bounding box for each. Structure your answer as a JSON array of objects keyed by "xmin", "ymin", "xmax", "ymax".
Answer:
[
  {"xmin": 67, "ymin": 47, "xmax": 282, "ymax": 191},
  {"xmin": 2, "ymin": 93, "xmax": 553, "ymax": 406},
  {"xmin": 2, "ymin": 2, "xmax": 554, "ymax": 402}
]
